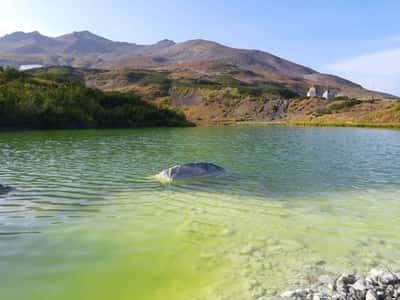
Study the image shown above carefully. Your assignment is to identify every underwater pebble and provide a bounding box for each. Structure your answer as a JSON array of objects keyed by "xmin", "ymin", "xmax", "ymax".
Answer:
[
  {"xmin": 253, "ymin": 250, "xmax": 265, "ymax": 259},
  {"xmin": 240, "ymin": 245, "xmax": 258, "ymax": 255},
  {"xmin": 351, "ymin": 278, "xmax": 367, "ymax": 291},
  {"xmin": 220, "ymin": 228, "xmax": 235, "ymax": 236},
  {"xmin": 250, "ymin": 286, "xmax": 266, "ymax": 298},
  {"xmin": 365, "ymin": 290, "xmax": 377, "ymax": 300},
  {"xmin": 315, "ymin": 260, "xmax": 326, "ymax": 266},
  {"xmin": 318, "ymin": 275, "xmax": 335, "ymax": 287},
  {"xmin": 245, "ymin": 279, "xmax": 261, "ymax": 290}
]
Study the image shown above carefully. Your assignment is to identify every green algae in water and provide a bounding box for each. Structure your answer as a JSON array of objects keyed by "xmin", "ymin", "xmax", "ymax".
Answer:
[
  {"xmin": 2, "ymin": 188, "xmax": 399, "ymax": 300},
  {"xmin": 0, "ymin": 198, "xmax": 223, "ymax": 300},
  {"xmin": 0, "ymin": 126, "xmax": 400, "ymax": 299}
]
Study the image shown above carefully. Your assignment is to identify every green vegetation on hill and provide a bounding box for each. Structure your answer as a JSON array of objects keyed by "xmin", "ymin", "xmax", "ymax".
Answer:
[
  {"xmin": 0, "ymin": 68, "xmax": 192, "ymax": 130},
  {"xmin": 30, "ymin": 66, "xmax": 85, "ymax": 86},
  {"xmin": 171, "ymin": 75, "xmax": 299, "ymax": 99},
  {"xmin": 314, "ymin": 97, "xmax": 365, "ymax": 116},
  {"xmin": 24, "ymin": 66, "xmax": 399, "ymax": 128},
  {"xmin": 77, "ymin": 66, "xmax": 299, "ymax": 102}
]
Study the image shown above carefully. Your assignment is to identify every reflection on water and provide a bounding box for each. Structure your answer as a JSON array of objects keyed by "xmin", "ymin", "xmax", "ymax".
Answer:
[{"xmin": 0, "ymin": 126, "xmax": 400, "ymax": 299}]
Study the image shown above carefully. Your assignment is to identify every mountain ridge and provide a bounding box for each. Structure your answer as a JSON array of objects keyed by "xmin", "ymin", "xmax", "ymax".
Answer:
[{"xmin": 0, "ymin": 30, "xmax": 396, "ymax": 99}]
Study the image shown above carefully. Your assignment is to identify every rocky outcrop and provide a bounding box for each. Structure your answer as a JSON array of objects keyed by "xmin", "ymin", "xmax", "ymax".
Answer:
[
  {"xmin": 322, "ymin": 89, "xmax": 337, "ymax": 100},
  {"xmin": 307, "ymin": 87, "xmax": 317, "ymax": 98},
  {"xmin": 155, "ymin": 162, "xmax": 225, "ymax": 182},
  {"xmin": 281, "ymin": 269, "xmax": 400, "ymax": 300},
  {"xmin": 307, "ymin": 87, "xmax": 338, "ymax": 99}
]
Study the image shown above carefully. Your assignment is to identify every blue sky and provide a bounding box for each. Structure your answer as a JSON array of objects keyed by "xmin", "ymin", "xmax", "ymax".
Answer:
[{"xmin": 1, "ymin": 0, "xmax": 399, "ymax": 95}]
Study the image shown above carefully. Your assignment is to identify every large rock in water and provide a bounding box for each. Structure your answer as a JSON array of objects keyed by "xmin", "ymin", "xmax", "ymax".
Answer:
[
  {"xmin": 155, "ymin": 163, "xmax": 225, "ymax": 182},
  {"xmin": 0, "ymin": 184, "xmax": 14, "ymax": 194}
]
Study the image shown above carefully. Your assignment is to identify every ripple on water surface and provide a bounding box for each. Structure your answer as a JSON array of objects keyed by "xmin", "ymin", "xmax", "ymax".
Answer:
[{"xmin": 0, "ymin": 127, "xmax": 400, "ymax": 300}]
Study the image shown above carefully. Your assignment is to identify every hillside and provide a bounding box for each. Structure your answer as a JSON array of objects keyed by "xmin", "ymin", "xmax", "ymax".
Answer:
[
  {"xmin": 26, "ymin": 66, "xmax": 400, "ymax": 128},
  {"xmin": 0, "ymin": 67, "xmax": 191, "ymax": 130},
  {"xmin": 0, "ymin": 31, "xmax": 395, "ymax": 100}
]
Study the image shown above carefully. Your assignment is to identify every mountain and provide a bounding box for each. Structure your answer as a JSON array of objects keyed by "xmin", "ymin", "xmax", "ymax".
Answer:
[{"xmin": 0, "ymin": 30, "xmax": 395, "ymax": 99}]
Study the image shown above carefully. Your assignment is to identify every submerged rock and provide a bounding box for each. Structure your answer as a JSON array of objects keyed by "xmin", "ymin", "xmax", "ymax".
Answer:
[
  {"xmin": 155, "ymin": 162, "xmax": 225, "ymax": 182},
  {"xmin": 240, "ymin": 245, "xmax": 258, "ymax": 256},
  {"xmin": 0, "ymin": 184, "xmax": 14, "ymax": 194}
]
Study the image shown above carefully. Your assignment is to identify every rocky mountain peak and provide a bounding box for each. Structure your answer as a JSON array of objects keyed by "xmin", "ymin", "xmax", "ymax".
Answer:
[
  {"xmin": 0, "ymin": 31, "xmax": 44, "ymax": 42},
  {"xmin": 156, "ymin": 39, "xmax": 175, "ymax": 47}
]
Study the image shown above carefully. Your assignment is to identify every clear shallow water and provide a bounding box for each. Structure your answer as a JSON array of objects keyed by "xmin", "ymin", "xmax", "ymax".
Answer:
[{"xmin": 0, "ymin": 126, "xmax": 400, "ymax": 300}]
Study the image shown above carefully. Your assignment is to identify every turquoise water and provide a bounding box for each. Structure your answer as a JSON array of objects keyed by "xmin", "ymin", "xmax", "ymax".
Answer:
[{"xmin": 0, "ymin": 126, "xmax": 399, "ymax": 299}]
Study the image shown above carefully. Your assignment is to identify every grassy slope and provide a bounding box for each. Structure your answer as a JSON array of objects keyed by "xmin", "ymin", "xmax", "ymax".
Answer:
[
  {"xmin": 30, "ymin": 66, "xmax": 400, "ymax": 128},
  {"xmin": 286, "ymin": 97, "xmax": 400, "ymax": 128}
]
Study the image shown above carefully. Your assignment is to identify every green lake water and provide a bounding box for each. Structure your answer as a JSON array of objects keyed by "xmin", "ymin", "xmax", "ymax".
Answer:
[{"xmin": 0, "ymin": 126, "xmax": 399, "ymax": 300}]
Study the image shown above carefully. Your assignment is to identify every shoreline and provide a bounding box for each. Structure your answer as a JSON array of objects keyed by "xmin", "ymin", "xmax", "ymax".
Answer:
[
  {"xmin": 1, "ymin": 121, "xmax": 400, "ymax": 133},
  {"xmin": 280, "ymin": 268, "xmax": 400, "ymax": 299},
  {"xmin": 202, "ymin": 120, "xmax": 400, "ymax": 130},
  {"xmin": 0, "ymin": 124, "xmax": 194, "ymax": 134}
]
